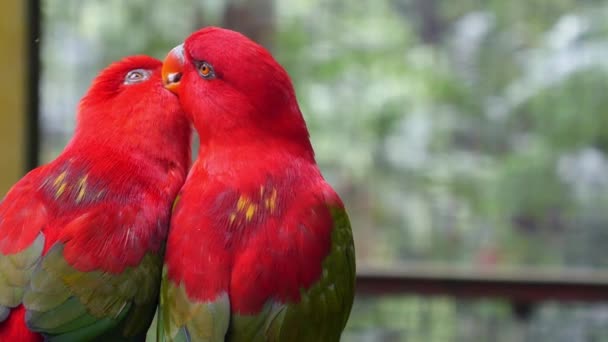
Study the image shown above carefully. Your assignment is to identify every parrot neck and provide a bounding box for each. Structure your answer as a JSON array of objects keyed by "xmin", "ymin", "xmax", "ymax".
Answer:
[
  {"xmin": 72, "ymin": 125, "xmax": 191, "ymax": 176},
  {"xmin": 61, "ymin": 137, "xmax": 189, "ymax": 196},
  {"xmin": 201, "ymin": 132, "xmax": 314, "ymax": 162},
  {"xmin": 193, "ymin": 99, "xmax": 314, "ymax": 161},
  {"xmin": 196, "ymin": 134, "xmax": 319, "ymax": 186}
]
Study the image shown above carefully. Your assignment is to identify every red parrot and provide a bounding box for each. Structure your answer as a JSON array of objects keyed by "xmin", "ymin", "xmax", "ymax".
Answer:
[
  {"xmin": 158, "ymin": 27, "xmax": 356, "ymax": 341},
  {"xmin": 0, "ymin": 55, "xmax": 191, "ymax": 341}
]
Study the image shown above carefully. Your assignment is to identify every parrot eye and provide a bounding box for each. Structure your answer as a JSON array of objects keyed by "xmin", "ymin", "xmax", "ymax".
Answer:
[
  {"xmin": 197, "ymin": 62, "xmax": 215, "ymax": 79},
  {"xmin": 124, "ymin": 69, "xmax": 151, "ymax": 84}
]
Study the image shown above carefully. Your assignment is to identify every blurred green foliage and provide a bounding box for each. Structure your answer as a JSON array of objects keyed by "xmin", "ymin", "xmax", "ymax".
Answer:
[{"xmin": 41, "ymin": 0, "xmax": 608, "ymax": 340}]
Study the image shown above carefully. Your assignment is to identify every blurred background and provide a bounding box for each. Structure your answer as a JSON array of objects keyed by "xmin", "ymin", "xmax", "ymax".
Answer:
[{"xmin": 2, "ymin": 0, "xmax": 608, "ymax": 341}]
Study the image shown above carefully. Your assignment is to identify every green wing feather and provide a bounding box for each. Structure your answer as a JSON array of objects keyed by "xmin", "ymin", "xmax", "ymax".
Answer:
[
  {"xmin": 24, "ymin": 244, "xmax": 162, "ymax": 341},
  {"xmin": 0, "ymin": 174, "xmax": 48, "ymax": 324},
  {"xmin": 0, "ymin": 233, "xmax": 45, "ymax": 320},
  {"xmin": 229, "ymin": 205, "xmax": 356, "ymax": 342},
  {"xmin": 157, "ymin": 273, "xmax": 231, "ymax": 342}
]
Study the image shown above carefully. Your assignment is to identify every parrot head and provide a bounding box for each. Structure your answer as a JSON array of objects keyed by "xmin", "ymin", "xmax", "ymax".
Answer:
[
  {"xmin": 75, "ymin": 55, "xmax": 191, "ymax": 161},
  {"xmin": 161, "ymin": 27, "xmax": 312, "ymax": 153}
]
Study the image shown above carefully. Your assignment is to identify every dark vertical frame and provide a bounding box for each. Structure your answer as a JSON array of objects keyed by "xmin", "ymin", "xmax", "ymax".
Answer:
[{"xmin": 25, "ymin": 0, "xmax": 40, "ymax": 170}]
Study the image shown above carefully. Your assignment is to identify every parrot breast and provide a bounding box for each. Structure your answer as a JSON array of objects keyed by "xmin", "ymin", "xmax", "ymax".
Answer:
[{"xmin": 166, "ymin": 165, "xmax": 335, "ymax": 314}]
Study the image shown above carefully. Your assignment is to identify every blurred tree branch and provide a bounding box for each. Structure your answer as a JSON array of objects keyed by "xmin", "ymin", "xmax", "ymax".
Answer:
[{"xmin": 222, "ymin": 0, "xmax": 276, "ymax": 50}]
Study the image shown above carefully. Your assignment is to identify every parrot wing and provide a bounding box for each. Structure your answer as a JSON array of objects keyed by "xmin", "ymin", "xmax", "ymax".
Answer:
[
  {"xmin": 230, "ymin": 204, "xmax": 356, "ymax": 342},
  {"xmin": 0, "ymin": 163, "xmax": 165, "ymax": 341},
  {"xmin": 0, "ymin": 170, "xmax": 48, "ymax": 324},
  {"xmin": 23, "ymin": 204, "xmax": 164, "ymax": 342}
]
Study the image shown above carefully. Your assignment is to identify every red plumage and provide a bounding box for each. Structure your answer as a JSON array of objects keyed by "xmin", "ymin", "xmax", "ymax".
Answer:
[
  {"xmin": 166, "ymin": 159, "xmax": 341, "ymax": 314},
  {"xmin": 0, "ymin": 306, "xmax": 41, "ymax": 342},
  {"xmin": 0, "ymin": 55, "xmax": 191, "ymax": 339},
  {"xmin": 162, "ymin": 26, "xmax": 350, "ymax": 317}
]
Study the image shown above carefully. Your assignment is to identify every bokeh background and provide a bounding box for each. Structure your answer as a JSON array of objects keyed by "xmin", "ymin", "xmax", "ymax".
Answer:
[{"xmin": 3, "ymin": 0, "xmax": 608, "ymax": 341}]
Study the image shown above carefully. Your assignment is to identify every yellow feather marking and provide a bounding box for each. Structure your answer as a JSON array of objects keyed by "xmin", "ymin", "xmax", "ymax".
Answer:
[
  {"xmin": 52, "ymin": 171, "xmax": 69, "ymax": 198},
  {"xmin": 236, "ymin": 196, "xmax": 248, "ymax": 212},
  {"xmin": 75, "ymin": 175, "xmax": 88, "ymax": 203},
  {"xmin": 229, "ymin": 213, "xmax": 236, "ymax": 224},
  {"xmin": 55, "ymin": 183, "xmax": 67, "ymax": 198},
  {"xmin": 268, "ymin": 188, "xmax": 278, "ymax": 213},
  {"xmin": 245, "ymin": 204, "xmax": 256, "ymax": 222},
  {"xmin": 53, "ymin": 171, "xmax": 67, "ymax": 187}
]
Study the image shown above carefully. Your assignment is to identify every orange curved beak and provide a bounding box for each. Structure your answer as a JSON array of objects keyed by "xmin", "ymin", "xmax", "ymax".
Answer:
[{"xmin": 162, "ymin": 44, "xmax": 185, "ymax": 94}]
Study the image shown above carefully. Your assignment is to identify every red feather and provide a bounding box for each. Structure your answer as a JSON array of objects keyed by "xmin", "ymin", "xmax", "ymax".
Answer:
[
  {"xmin": 0, "ymin": 306, "xmax": 42, "ymax": 342},
  {"xmin": 166, "ymin": 155, "xmax": 341, "ymax": 314},
  {"xmin": 0, "ymin": 55, "xmax": 191, "ymax": 338},
  {"xmin": 164, "ymin": 27, "xmax": 345, "ymax": 314}
]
